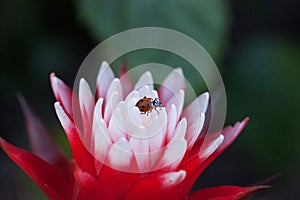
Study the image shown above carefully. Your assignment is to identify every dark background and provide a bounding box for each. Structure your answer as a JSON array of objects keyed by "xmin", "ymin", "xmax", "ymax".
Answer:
[{"xmin": 0, "ymin": 0, "xmax": 299, "ymax": 199}]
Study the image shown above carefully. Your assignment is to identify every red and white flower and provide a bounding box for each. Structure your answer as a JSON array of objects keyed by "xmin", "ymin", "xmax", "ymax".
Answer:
[{"xmin": 0, "ymin": 61, "xmax": 267, "ymax": 199}]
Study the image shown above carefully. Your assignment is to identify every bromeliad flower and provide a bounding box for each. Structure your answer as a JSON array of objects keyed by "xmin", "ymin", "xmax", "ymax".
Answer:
[{"xmin": 0, "ymin": 61, "xmax": 267, "ymax": 199}]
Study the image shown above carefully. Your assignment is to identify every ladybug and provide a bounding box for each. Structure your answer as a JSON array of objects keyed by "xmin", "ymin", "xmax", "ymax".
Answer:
[{"xmin": 135, "ymin": 96, "xmax": 163, "ymax": 115}]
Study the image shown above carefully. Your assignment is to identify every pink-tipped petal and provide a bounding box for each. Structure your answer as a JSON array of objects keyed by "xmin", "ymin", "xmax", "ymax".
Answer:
[
  {"xmin": 91, "ymin": 98, "xmax": 107, "ymax": 174},
  {"xmin": 185, "ymin": 113, "xmax": 205, "ymax": 151},
  {"xmin": 158, "ymin": 68, "xmax": 185, "ymax": 105},
  {"xmin": 93, "ymin": 112, "xmax": 113, "ymax": 168},
  {"xmin": 165, "ymin": 89, "xmax": 185, "ymax": 121},
  {"xmin": 119, "ymin": 61, "xmax": 133, "ymax": 97},
  {"xmin": 79, "ymin": 78, "xmax": 95, "ymax": 145},
  {"xmin": 206, "ymin": 118, "xmax": 249, "ymax": 162},
  {"xmin": 134, "ymin": 71, "xmax": 154, "ymax": 91},
  {"xmin": 96, "ymin": 61, "xmax": 115, "ymax": 99},
  {"xmin": 180, "ymin": 118, "xmax": 249, "ymax": 196},
  {"xmin": 55, "ymin": 102, "xmax": 96, "ymax": 176},
  {"xmin": 50, "ymin": 73, "xmax": 74, "ymax": 117},
  {"xmin": 104, "ymin": 79, "xmax": 123, "ymax": 123},
  {"xmin": 182, "ymin": 92, "xmax": 209, "ymax": 150},
  {"xmin": 198, "ymin": 134, "xmax": 224, "ymax": 159},
  {"xmin": 120, "ymin": 170, "xmax": 186, "ymax": 200},
  {"xmin": 0, "ymin": 137, "xmax": 72, "ymax": 200},
  {"xmin": 188, "ymin": 185, "xmax": 269, "ymax": 200},
  {"xmin": 18, "ymin": 95, "xmax": 71, "ymax": 178},
  {"xmin": 183, "ymin": 92, "xmax": 209, "ymax": 117},
  {"xmin": 184, "ymin": 132, "xmax": 223, "ymax": 164}
]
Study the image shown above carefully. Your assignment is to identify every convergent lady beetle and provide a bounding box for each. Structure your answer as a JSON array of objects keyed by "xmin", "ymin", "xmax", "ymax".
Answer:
[{"xmin": 135, "ymin": 96, "xmax": 163, "ymax": 115}]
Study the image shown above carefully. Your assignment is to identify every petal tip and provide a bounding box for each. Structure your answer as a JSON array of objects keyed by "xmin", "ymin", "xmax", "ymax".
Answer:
[
  {"xmin": 244, "ymin": 117, "xmax": 250, "ymax": 124},
  {"xmin": 50, "ymin": 73, "xmax": 59, "ymax": 87},
  {"xmin": 174, "ymin": 67, "xmax": 183, "ymax": 75},
  {"xmin": 50, "ymin": 72, "xmax": 56, "ymax": 79},
  {"xmin": 164, "ymin": 170, "xmax": 186, "ymax": 186}
]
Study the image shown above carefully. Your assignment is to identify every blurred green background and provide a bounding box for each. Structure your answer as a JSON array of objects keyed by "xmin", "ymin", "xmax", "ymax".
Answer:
[{"xmin": 0, "ymin": 0, "xmax": 299, "ymax": 199}]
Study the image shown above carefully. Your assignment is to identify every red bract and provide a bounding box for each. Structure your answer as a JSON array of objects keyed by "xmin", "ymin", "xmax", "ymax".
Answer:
[{"xmin": 1, "ymin": 62, "xmax": 267, "ymax": 199}]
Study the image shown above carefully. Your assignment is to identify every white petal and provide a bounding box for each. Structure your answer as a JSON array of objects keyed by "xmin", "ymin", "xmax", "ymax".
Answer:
[
  {"xmin": 93, "ymin": 117, "xmax": 112, "ymax": 164},
  {"xmin": 54, "ymin": 102, "xmax": 74, "ymax": 134},
  {"xmin": 148, "ymin": 149, "xmax": 163, "ymax": 171},
  {"xmin": 149, "ymin": 133, "xmax": 164, "ymax": 153},
  {"xmin": 91, "ymin": 98, "xmax": 104, "ymax": 151},
  {"xmin": 165, "ymin": 89, "xmax": 185, "ymax": 121},
  {"xmin": 105, "ymin": 78, "xmax": 123, "ymax": 103},
  {"xmin": 108, "ymin": 97, "xmax": 142, "ymax": 141},
  {"xmin": 135, "ymin": 107, "xmax": 167, "ymax": 151},
  {"xmin": 182, "ymin": 92, "xmax": 209, "ymax": 149},
  {"xmin": 134, "ymin": 71, "xmax": 154, "ymax": 91},
  {"xmin": 121, "ymin": 92, "xmax": 145, "ymax": 136},
  {"xmin": 182, "ymin": 92, "xmax": 209, "ymax": 132},
  {"xmin": 129, "ymin": 127, "xmax": 149, "ymax": 153},
  {"xmin": 166, "ymin": 104, "xmax": 177, "ymax": 142},
  {"xmin": 159, "ymin": 68, "xmax": 185, "ymax": 104},
  {"xmin": 136, "ymin": 85, "xmax": 152, "ymax": 99},
  {"xmin": 170, "ymin": 118, "xmax": 187, "ymax": 143},
  {"xmin": 125, "ymin": 92, "xmax": 142, "ymax": 120},
  {"xmin": 108, "ymin": 137, "xmax": 137, "ymax": 171},
  {"xmin": 108, "ymin": 107, "xmax": 126, "ymax": 143},
  {"xmin": 151, "ymin": 90, "xmax": 159, "ymax": 99},
  {"xmin": 103, "ymin": 78, "xmax": 123, "ymax": 124},
  {"xmin": 199, "ymin": 134, "xmax": 224, "ymax": 159},
  {"xmin": 121, "ymin": 96, "xmax": 143, "ymax": 135},
  {"xmin": 196, "ymin": 92, "xmax": 209, "ymax": 113},
  {"xmin": 96, "ymin": 61, "xmax": 115, "ymax": 99},
  {"xmin": 185, "ymin": 113, "xmax": 205, "ymax": 150},
  {"xmin": 50, "ymin": 73, "xmax": 73, "ymax": 117},
  {"xmin": 125, "ymin": 90, "xmax": 140, "ymax": 103},
  {"xmin": 147, "ymin": 115, "xmax": 166, "ymax": 152},
  {"xmin": 104, "ymin": 91, "xmax": 122, "ymax": 124},
  {"xmin": 79, "ymin": 78, "xmax": 95, "ymax": 138},
  {"xmin": 129, "ymin": 127, "xmax": 150, "ymax": 172},
  {"xmin": 93, "ymin": 98, "xmax": 104, "ymax": 120},
  {"xmin": 155, "ymin": 138, "xmax": 187, "ymax": 170},
  {"xmin": 183, "ymin": 92, "xmax": 209, "ymax": 119},
  {"xmin": 125, "ymin": 105, "xmax": 143, "ymax": 132},
  {"xmin": 76, "ymin": 78, "xmax": 94, "ymax": 148}
]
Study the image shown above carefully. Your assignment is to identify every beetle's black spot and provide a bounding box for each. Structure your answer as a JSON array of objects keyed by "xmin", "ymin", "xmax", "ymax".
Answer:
[{"xmin": 141, "ymin": 105, "xmax": 145, "ymax": 108}]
